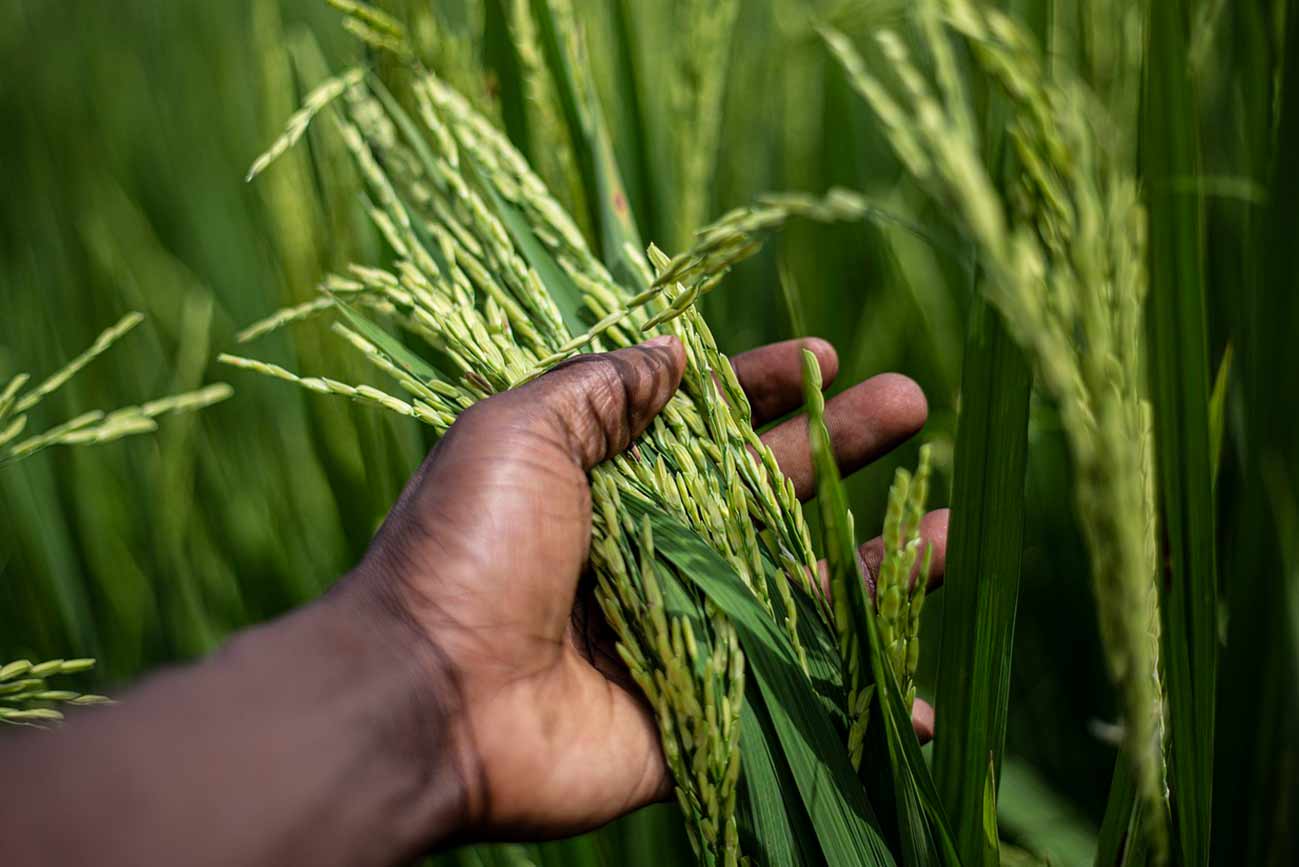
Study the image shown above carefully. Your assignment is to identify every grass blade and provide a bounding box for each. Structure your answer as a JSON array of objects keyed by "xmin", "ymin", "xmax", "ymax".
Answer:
[
  {"xmin": 1095, "ymin": 748, "xmax": 1143, "ymax": 867},
  {"xmin": 931, "ymin": 298, "xmax": 1031, "ymax": 867},
  {"xmin": 1211, "ymin": 3, "xmax": 1299, "ymax": 863},
  {"xmin": 481, "ymin": 0, "xmax": 532, "ymax": 156},
  {"xmin": 929, "ymin": 2, "xmax": 1037, "ymax": 854},
  {"xmin": 332, "ymin": 297, "xmax": 446, "ymax": 383},
  {"xmin": 1142, "ymin": 3, "xmax": 1218, "ymax": 864},
  {"xmin": 1207, "ymin": 344, "xmax": 1231, "ymax": 483},
  {"xmin": 737, "ymin": 692, "xmax": 817, "ymax": 867},
  {"xmin": 606, "ymin": 0, "xmax": 658, "ymax": 244},
  {"xmin": 996, "ymin": 758, "xmax": 1095, "ymax": 867},
  {"xmin": 483, "ymin": 186, "xmax": 590, "ymax": 336}
]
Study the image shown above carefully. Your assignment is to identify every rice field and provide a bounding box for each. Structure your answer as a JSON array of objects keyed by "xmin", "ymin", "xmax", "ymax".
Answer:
[{"xmin": 1, "ymin": 1, "xmax": 1296, "ymax": 865}]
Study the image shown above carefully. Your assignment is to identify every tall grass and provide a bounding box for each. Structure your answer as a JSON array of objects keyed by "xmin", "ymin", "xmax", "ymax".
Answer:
[
  {"xmin": 826, "ymin": 2, "xmax": 1168, "ymax": 852},
  {"xmin": 2, "ymin": 0, "xmax": 1295, "ymax": 864}
]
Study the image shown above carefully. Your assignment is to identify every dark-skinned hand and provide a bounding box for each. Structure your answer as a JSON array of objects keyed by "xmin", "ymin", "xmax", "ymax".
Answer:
[{"xmin": 343, "ymin": 334, "xmax": 949, "ymax": 842}]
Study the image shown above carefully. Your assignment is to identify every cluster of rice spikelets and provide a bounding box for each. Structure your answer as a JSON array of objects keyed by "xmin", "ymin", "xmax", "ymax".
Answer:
[
  {"xmin": 875, "ymin": 444, "xmax": 933, "ymax": 712},
  {"xmin": 325, "ymin": 0, "xmax": 408, "ymax": 57},
  {"xmin": 224, "ymin": 59, "xmax": 881, "ymax": 863},
  {"xmin": 824, "ymin": 0, "xmax": 1166, "ymax": 843},
  {"xmin": 0, "ymin": 658, "xmax": 110, "ymax": 728},
  {"xmin": 0, "ymin": 313, "xmax": 232, "ymax": 466}
]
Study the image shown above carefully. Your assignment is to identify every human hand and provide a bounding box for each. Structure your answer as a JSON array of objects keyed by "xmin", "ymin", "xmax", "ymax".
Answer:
[{"xmin": 343, "ymin": 335, "xmax": 948, "ymax": 844}]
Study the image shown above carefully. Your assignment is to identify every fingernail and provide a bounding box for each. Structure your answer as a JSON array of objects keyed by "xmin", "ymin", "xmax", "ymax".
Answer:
[{"xmin": 645, "ymin": 335, "xmax": 676, "ymax": 348}]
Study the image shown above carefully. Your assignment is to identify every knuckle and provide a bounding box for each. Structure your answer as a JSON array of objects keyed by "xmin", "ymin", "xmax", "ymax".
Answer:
[
  {"xmin": 448, "ymin": 345, "xmax": 669, "ymax": 470},
  {"xmin": 566, "ymin": 358, "xmax": 634, "ymax": 465}
]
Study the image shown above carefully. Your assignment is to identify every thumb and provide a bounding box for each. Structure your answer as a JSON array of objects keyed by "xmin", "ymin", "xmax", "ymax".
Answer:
[
  {"xmin": 510, "ymin": 335, "xmax": 686, "ymax": 471},
  {"xmin": 367, "ymin": 335, "xmax": 683, "ymax": 594}
]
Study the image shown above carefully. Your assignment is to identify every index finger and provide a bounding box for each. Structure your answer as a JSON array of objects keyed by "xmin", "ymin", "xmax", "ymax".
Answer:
[{"xmin": 730, "ymin": 338, "xmax": 839, "ymax": 426}]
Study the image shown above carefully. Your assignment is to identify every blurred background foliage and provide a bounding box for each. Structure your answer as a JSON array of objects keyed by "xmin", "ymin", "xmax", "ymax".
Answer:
[{"xmin": 0, "ymin": 1, "xmax": 1294, "ymax": 865}]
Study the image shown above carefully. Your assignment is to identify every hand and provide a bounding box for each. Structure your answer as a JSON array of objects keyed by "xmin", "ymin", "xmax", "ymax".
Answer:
[{"xmin": 345, "ymin": 335, "xmax": 949, "ymax": 844}]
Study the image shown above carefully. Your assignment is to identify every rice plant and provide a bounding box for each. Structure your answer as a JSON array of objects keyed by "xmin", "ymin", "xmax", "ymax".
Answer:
[
  {"xmin": 5, "ymin": 0, "xmax": 1294, "ymax": 864},
  {"xmin": 0, "ymin": 312, "xmax": 232, "ymax": 467},
  {"xmin": 825, "ymin": 1, "xmax": 1170, "ymax": 855}
]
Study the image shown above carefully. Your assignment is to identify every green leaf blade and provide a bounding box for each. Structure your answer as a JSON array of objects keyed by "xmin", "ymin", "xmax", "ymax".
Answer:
[
  {"xmin": 1142, "ymin": 3, "xmax": 1219, "ymax": 865},
  {"xmin": 931, "ymin": 299, "xmax": 1031, "ymax": 867}
]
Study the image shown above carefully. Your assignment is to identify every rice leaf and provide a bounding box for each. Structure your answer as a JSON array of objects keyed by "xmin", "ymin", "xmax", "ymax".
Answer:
[
  {"xmin": 481, "ymin": 0, "xmax": 532, "ymax": 153},
  {"xmin": 607, "ymin": 0, "xmax": 658, "ymax": 245},
  {"xmin": 980, "ymin": 756, "xmax": 999, "ymax": 866},
  {"xmin": 737, "ymin": 692, "xmax": 817, "ymax": 867},
  {"xmin": 1211, "ymin": 3, "xmax": 1299, "ymax": 863},
  {"xmin": 533, "ymin": 835, "xmax": 602, "ymax": 867},
  {"xmin": 483, "ymin": 184, "xmax": 590, "ymax": 337},
  {"xmin": 777, "ymin": 258, "xmax": 809, "ymax": 339},
  {"xmin": 932, "ymin": 296, "xmax": 1031, "ymax": 867},
  {"xmin": 1142, "ymin": 3, "xmax": 1218, "ymax": 864},
  {"xmin": 931, "ymin": 0, "xmax": 1040, "ymax": 849},
  {"xmin": 1095, "ymin": 749, "xmax": 1142, "ymax": 867},
  {"xmin": 356, "ymin": 74, "xmax": 458, "ymax": 279},
  {"xmin": 996, "ymin": 758, "xmax": 1095, "ymax": 867}
]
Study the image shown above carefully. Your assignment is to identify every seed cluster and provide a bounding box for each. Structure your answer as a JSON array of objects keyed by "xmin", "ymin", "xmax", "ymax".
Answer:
[
  {"xmin": 0, "ymin": 312, "xmax": 232, "ymax": 467},
  {"xmin": 874, "ymin": 444, "xmax": 933, "ymax": 712},
  {"xmin": 0, "ymin": 658, "xmax": 111, "ymax": 728}
]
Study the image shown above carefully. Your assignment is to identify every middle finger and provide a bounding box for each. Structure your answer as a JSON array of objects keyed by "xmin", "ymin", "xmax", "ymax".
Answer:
[{"xmin": 761, "ymin": 372, "xmax": 928, "ymax": 501}]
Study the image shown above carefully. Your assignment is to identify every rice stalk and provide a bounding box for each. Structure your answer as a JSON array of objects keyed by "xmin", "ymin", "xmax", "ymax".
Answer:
[{"xmin": 824, "ymin": 1, "xmax": 1167, "ymax": 851}]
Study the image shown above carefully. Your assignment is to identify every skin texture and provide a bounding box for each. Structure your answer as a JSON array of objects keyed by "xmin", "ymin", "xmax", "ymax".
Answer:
[{"xmin": 0, "ymin": 335, "xmax": 948, "ymax": 866}]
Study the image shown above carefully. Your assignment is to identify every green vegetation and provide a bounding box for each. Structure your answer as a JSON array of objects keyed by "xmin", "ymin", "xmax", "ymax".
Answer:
[
  {"xmin": 2, "ymin": 0, "xmax": 1295, "ymax": 864},
  {"xmin": 1, "ymin": 312, "xmax": 230, "ymax": 466},
  {"xmin": 0, "ymin": 658, "xmax": 111, "ymax": 727}
]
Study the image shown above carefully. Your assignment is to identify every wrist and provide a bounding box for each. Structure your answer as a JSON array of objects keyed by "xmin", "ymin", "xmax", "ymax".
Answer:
[{"xmin": 310, "ymin": 575, "xmax": 473, "ymax": 856}]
